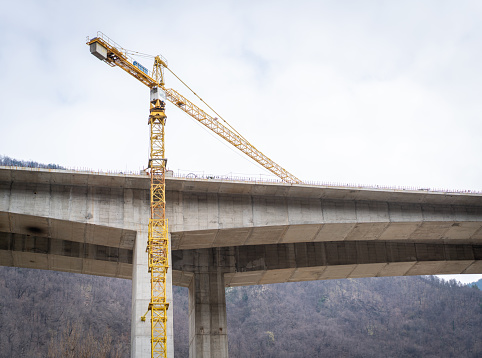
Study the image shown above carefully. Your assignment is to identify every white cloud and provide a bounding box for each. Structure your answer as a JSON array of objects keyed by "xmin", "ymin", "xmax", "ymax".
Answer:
[{"xmin": 0, "ymin": 0, "xmax": 481, "ymax": 191}]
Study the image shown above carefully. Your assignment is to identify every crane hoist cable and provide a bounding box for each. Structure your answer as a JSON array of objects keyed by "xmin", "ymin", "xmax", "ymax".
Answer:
[
  {"xmin": 123, "ymin": 48, "xmax": 252, "ymax": 145},
  {"xmin": 163, "ymin": 65, "xmax": 249, "ymax": 142}
]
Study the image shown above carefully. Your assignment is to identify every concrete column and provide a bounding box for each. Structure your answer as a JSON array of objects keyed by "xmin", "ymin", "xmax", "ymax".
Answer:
[
  {"xmin": 167, "ymin": 234, "xmax": 174, "ymax": 357},
  {"xmin": 131, "ymin": 230, "xmax": 174, "ymax": 358},
  {"xmin": 188, "ymin": 248, "xmax": 229, "ymax": 358}
]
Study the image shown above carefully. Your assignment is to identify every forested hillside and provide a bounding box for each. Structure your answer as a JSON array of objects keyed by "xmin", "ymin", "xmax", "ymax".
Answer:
[
  {"xmin": 0, "ymin": 266, "xmax": 481, "ymax": 358},
  {"xmin": 225, "ymin": 277, "xmax": 482, "ymax": 358},
  {"xmin": 0, "ymin": 155, "xmax": 65, "ymax": 170},
  {"xmin": 0, "ymin": 267, "xmax": 131, "ymax": 357}
]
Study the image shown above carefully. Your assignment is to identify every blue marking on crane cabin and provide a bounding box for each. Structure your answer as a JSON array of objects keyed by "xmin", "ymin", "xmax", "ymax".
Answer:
[{"xmin": 133, "ymin": 61, "xmax": 149, "ymax": 75}]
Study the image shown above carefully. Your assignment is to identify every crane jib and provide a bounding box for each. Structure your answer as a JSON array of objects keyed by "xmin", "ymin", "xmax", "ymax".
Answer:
[{"xmin": 133, "ymin": 60, "xmax": 149, "ymax": 75}]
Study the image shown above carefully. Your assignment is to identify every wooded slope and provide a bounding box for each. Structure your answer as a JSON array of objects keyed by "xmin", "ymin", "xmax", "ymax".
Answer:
[{"xmin": 1, "ymin": 266, "xmax": 481, "ymax": 357}]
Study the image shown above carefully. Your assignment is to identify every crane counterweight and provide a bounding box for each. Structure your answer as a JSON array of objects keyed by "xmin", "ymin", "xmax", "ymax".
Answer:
[{"xmin": 89, "ymin": 42, "xmax": 107, "ymax": 61}]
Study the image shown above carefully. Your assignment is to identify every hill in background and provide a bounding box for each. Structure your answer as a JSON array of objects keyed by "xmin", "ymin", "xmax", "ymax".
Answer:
[
  {"xmin": 472, "ymin": 279, "xmax": 482, "ymax": 290},
  {"xmin": 1, "ymin": 266, "xmax": 481, "ymax": 358},
  {"xmin": 0, "ymin": 155, "xmax": 65, "ymax": 170}
]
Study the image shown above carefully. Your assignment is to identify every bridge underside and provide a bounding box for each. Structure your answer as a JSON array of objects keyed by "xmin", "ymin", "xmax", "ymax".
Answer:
[
  {"xmin": 171, "ymin": 221, "xmax": 482, "ymax": 250},
  {"xmin": 172, "ymin": 241, "xmax": 482, "ymax": 287},
  {"xmin": 2, "ymin": 225, "xmax": 481, "ymax": 284},
  {"xmin": 0, "ymin": 231, "xmax": 133, "ymax": 278}
]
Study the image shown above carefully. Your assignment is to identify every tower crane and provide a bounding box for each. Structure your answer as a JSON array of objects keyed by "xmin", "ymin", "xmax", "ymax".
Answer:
[{"xmin": 86, "ymin": 31, "xmax": 302, "ymax": 358}]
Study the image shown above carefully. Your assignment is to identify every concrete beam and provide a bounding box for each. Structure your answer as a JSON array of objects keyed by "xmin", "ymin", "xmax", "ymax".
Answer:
[
  {"xmin": 0, "ymin": 212, "xmax": 137, "ymax": 249},
  {"xmin": 172, "ymin": 241, "xmax": 482, "ymax": 286},
  {"xmin": 171, "ymin": 221, "xmax": 482, "ymax": 250},
  {"xmin": 0, "ymin": 172, "xmax": 150, "ymax": 235},
  {"xmin": 168, "ymin": 194, "xmax": 482, "ymax": 249},
  {"xmin": 3, "ymin": 167, "xmax": 481, "ymax": 206},
  {"xmin": 0, "ymin": 231, "xmax": 132, "ymax": 278}
]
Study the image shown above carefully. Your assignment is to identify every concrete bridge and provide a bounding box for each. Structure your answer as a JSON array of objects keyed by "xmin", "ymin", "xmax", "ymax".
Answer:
[{"xmin": 1, "ymin": 166, "xmax": 481, "ymax": 357}]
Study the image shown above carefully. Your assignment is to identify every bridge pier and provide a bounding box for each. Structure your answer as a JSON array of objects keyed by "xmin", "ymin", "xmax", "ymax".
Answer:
[
  {"xmin": 188, "ymin": 248, "xmax": 229, "ymax": 358},
  {"xmin": 131, "ymin": 230, "xmax": 174, "ymax": 358}
]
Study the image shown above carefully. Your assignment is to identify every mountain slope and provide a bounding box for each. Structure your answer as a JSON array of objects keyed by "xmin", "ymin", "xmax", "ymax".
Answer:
[{"xmin": 1, "ymin": 266, "xmax": 481, "ymax": 357}]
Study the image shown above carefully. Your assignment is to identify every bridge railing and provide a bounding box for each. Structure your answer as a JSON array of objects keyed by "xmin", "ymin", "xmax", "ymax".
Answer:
[{"xmin": 1, "ymin": 165, "xmax": 480, "ymax": 195}]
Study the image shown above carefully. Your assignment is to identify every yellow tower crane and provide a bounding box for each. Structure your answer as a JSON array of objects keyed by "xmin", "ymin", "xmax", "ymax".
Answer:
[{"xmin": 86, "ymin": 31, "xmax": 302, "ymax": 358}]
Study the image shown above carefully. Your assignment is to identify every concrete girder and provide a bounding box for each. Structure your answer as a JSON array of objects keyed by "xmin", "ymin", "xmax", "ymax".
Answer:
[
  {"xmin": 171, "ymin": 221, "xmax": 482, "ymax": 250},
  {"xmin": 0, "ymin": 212, "xmax": 137, "ymax": 249},
  {"xmin": 172, "ymin": 241, "xmax": 482, "ymax": 287},
  {"xmin": 0, "ymin": 231, "xmax": 133, "ymax": 278},
  {"xmin": 0, "ymin": 176, "xmax": 150, "ymax": 234}
]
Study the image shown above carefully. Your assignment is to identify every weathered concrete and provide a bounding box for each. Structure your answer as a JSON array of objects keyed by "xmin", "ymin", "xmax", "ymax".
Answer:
[
  {"xmin": 167, "ymin": 193, "xmax": 482, "ymax": 249},
  {"xmin": 173, "ymin": 242, "xmax": 482, "ymax": 286},
  {"xmin": 188, "ymin": 249, "xmax": 229, "ymax": 358},
  {"xmin": 131, "ymin": 231, "xmax": 174, "ymax": 358},
  {"xmin": 1, "ymin": 167, "xmax": 482, "ymax": 358},
  {"xmin": 0, "ymin": 231, "xmax": 132, "ymax": 277}
]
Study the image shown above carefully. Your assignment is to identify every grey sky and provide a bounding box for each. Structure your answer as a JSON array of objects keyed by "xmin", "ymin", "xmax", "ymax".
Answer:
[{"xmin": 1, "ymin": 1, "xmax": 481, "ymax": 282}]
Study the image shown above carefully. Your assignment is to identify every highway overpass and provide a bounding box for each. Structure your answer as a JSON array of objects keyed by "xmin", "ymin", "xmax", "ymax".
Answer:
[{"xmin": 1, "ymin": 166, "xmax": 481, "ymax": 357}]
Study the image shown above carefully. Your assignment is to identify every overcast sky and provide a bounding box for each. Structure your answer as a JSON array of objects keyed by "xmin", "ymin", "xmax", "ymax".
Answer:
[{"xmin": 1, "ymin": 1, "xmax": 481, "ymax": 283}]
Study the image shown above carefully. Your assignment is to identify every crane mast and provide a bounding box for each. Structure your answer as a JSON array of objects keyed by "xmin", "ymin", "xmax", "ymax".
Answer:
[
  {"xmin": 87, "ymin": 32, "xmax": 170, "ymax": 358},
  {"xmin": 148, "ymin": 51, "xmax": 169, "ymax": 358},
  {"xmin": 147, "ymin": 87, "xmax": 169, "ymax": 357},
  {"xmin": 86, "ymin": 31, "xmax": 302, "ymax": 358}
]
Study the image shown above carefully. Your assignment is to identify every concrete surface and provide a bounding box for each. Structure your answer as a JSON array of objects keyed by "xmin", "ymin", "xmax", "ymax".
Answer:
[
  {"xmin": 188, "ymin": 249, "xmax": 229, "ymax": 358},
  {"xmin": 173, "ymin": 241, "xmax": 482, "ymax": 286},
  {"xmin": 1, "ymin": 166, "xmax": 482, "ymax": 358}
]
